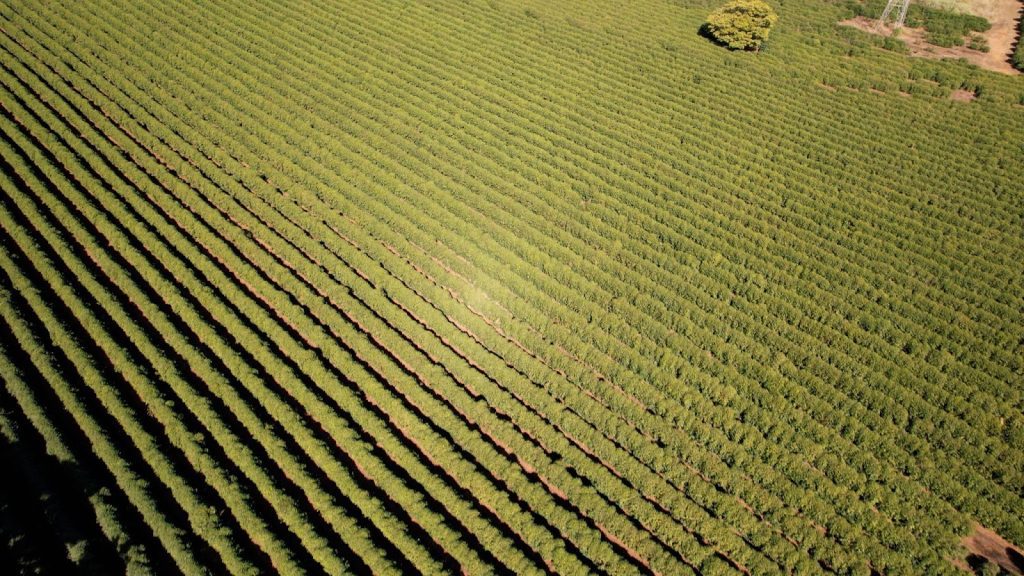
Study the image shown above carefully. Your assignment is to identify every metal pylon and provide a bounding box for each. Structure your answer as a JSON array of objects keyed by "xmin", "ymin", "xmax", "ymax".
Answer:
[{"xmin": 877, "ymin": 0, "xmax": 910, "ymax": 30}]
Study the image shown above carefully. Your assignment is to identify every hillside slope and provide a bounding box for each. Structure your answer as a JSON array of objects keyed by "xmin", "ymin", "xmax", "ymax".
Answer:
[{"xmin": 1, "ymin": 0, "xmax": 1022, "ymax": 574}]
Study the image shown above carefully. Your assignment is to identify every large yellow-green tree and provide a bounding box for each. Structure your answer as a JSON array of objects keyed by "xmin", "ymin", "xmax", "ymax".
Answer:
[{"xmin": 704, "ymin": 0, "xmax": 778, "ymax": 51}]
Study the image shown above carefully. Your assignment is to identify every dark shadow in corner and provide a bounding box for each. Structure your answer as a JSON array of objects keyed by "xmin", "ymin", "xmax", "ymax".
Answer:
[
  {"xmin": 0, "ymin": 427, "xmax": 118, "ymax": 575},
  {"xmin": 965, "ymin": 553, "xmax": 988, "ymax": 573},
  {"xmin": 1007, "ymin": 546, "xmax": 1024, "ymax": 572}
]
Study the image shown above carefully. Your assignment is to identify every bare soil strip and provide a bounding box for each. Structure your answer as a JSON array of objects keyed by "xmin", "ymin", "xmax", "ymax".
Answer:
[{"xmin": 959, "ymin": 523, "xmax": 1024, "ymax": 575}]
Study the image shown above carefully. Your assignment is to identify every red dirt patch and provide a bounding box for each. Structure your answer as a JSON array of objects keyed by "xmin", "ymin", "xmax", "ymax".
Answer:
[
  {"xmin": 951, "ymin": 88, "xmax": 979, "ymax": 100},
  {"xmin": 840, "ymin": 6, "xmax": 1023, "ymax": 75},
  {"xmin": 958, "ymin": 523, "xmax": 1024, "ymax": 575}
]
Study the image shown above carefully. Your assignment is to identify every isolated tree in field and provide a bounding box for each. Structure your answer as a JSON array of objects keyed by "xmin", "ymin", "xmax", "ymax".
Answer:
[{"xmin": 704, "ymin": 0, "xmax": 778, "ymax": 51}]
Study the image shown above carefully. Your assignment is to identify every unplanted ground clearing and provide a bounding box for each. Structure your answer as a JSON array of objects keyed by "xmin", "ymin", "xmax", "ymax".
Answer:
[
  {"xmin": 958, "ymin": 524, "xmax": 1024, "ymax": 575},
  {"xmin": 840, "ymin": 0, "xmax": 1023, "ymax": 75},
  {"xmin": 957, "ymin": 0, "xmax": 1024, "ymax": 72},
  {"xmin": 950, "ymin": 88, "xmax": 979, "ymax": 100}
]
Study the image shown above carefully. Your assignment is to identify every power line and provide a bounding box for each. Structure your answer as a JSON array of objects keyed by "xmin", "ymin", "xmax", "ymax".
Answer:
[{"xmin": 877, "ymin": 0, "xmax": 910, "ymax": 30}]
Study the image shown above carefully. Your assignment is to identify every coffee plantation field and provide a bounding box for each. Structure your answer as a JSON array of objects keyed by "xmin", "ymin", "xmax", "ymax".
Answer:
[{"xmin": 1, "ymin": 0, "xmax": 1022, "ymax": 574}]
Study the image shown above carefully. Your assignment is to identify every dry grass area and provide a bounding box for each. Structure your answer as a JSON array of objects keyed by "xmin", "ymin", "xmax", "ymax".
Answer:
[
  {"xmin": 954, "ymin": 524, "xmax": 1024, "ymax": 574},
  {"xmin": 840, "ymin": 0, "xmax": 1023, "ymax": 75}
]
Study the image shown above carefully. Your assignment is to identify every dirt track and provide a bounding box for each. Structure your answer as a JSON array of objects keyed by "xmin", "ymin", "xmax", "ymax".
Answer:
[
  {"xmin": 964, "ymin": 0, "xmax": 1024, "ymax": 72},
  {"xmin": 960, "ymin": 524, "xmax": 1024, "ymax": 575}
]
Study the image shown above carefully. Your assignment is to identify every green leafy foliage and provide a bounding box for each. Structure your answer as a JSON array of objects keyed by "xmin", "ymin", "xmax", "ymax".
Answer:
[
  {"xmin": 1014, "ymin": 18, "xmax": 1024, "ymax": 70},
  {"xmin": 914, "ymin": 7, "xmax": 989, "ymax": 46},
  {"xmin": 0, "ymin": 0, "xmax": 1022, "ymax": 574},
  {"xmin": 977, "ymin": 559, "xmax": 1003, "ymax": 576},
  {"xmin": 967, "ymin": 33, "xmax": 989, "ymax": 52},
  {"xmin": 704, "ymin": 0, "xmax": 779, "ymax": 50},
  {"xmin": 882, "ymin": 34, "xmax": 908, "ymax": 52}
]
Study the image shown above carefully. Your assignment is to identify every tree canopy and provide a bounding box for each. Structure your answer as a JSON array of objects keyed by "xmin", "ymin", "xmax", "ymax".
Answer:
[{"xmin": 704, "ymin": 0, "xmax": 779, "ymax": 51}]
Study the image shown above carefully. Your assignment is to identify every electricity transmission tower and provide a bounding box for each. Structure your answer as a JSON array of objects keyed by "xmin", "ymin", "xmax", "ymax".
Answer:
[{"xmin": 877, "ymin": 0, "xmax": 911, "ymax": 30}]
